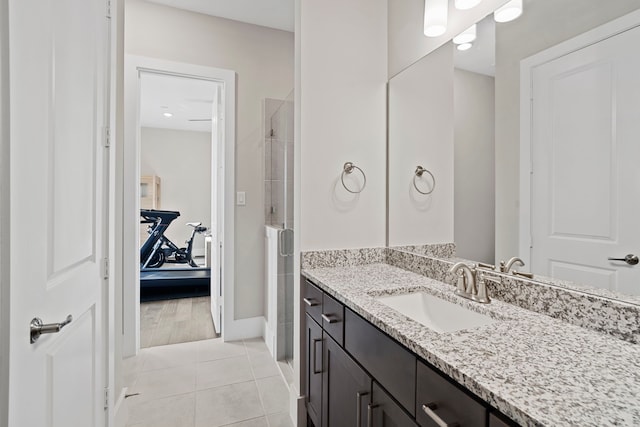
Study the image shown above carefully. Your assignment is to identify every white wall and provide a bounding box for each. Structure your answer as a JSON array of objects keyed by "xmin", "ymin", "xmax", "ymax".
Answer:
[
  {"xmin": 454, "ymin": 69, "xmax": 495, "ymax": 263},
  {"xmin": 125, "ymin": 0, "xmax": 294, "ymax": 319},
  {"xmin": 388, "ymin": 0, "xmax": 507, "ymax": 77},
  {"xmin": 494, "ymin": 0, "xmax": 640, "ymax": 263},
  {"xmin": 0, "ymin": 0, "xmax": 9, "ymax": 424},
  {"xmin": 140, "ymin": 127, "xmax": 211, "ymax": 255},
  {"xmin": 388, "ymin": 43, "xmax": 454, "ymax": 246},
  {"xmin": 298, "ymin": 0, "xmax": 388, "ymax": 251}
]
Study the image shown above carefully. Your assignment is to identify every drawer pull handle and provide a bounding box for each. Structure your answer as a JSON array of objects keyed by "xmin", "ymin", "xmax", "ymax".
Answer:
[
  {"xmin": 321, "ymin": 313, "xmax": 340, "ymax": 324},
  {"xmin": 312, "ymin": 338, "xmax": 323, "ymax": 374},
  {"xmin": 303, "ymin": 298, "xmax": 318, "ymax": 307},
  {"xmin": 356, "ymin": 391, "xmax": 369, "ymax": 427},
  {"xmin": 422, "ymin": 403, "xmax": 459, "ymax": 427},
  {"xmin": 367, "ymin": 403, "xmax": 379, "ymax": 427}
]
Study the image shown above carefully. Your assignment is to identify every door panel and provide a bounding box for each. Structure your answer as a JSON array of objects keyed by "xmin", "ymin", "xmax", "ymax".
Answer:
[
  {"xmin": 531, "ymin": 24, "xmax": 640, "ymax": 295},
  {"xmin": 8, "ymin": 0, "xmax": 109, "ymax": 425}
]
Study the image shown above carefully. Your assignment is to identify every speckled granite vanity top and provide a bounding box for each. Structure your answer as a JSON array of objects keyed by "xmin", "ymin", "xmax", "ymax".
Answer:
[{"xmin": 302, "ymin": 263, "xmax": 640, "ymax": 427}]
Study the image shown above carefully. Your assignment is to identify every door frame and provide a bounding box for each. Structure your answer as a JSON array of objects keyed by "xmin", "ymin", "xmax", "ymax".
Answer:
[
  {"xmin": 519, "ymin": 8, "xmax": 640, "ymax": 267},
  {"xmin": 122, "ymin": 55, "xmax": 236, "ymax": 355}
]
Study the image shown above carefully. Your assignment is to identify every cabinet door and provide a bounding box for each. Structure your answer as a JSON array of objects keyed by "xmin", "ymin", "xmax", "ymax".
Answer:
[
  {"xmin": 322, "ymin": 335, "xmax": 371, "ymax": 427},
  {"xmin": 416, "ymin": 360, "xmax": 486, "ymax": 427},
  {"xmin": 489, "ymin": 412, "xmax": 517, "ymax": 427},
  {"xmin": 306, "ymin": 314, "xmax": 323, "ymax": 427},
  {"xmin": 370, "ymin": 382, "xmax": 419, "ymax": 427}
]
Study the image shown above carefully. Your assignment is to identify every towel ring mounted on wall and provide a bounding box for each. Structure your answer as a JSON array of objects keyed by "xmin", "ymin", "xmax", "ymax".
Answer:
[
  {"xmin": 413, "ymin": 166, "xmax": 435, "ymax": 195},
  {"xmin": 341, "ymin": 162, "xmax": 367, "ymax": 194}
]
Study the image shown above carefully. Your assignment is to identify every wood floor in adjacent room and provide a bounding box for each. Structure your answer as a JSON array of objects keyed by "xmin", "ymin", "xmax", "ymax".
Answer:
[{"xmin": 140, "ymin": 296, "xmax": 216, "ymax": 348}]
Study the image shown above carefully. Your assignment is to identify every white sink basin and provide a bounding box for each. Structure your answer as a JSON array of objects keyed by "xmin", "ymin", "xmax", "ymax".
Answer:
[{"xmin": 375, "ymin": 292, "xmax": 499, "ymax": 333}]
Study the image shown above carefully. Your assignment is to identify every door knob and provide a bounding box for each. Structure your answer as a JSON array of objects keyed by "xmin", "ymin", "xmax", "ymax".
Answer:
[
  {"xmin": 608, "ymin": 254, "xmax": 639, "ymax": 265},
  {"xmin": 30, "ymin": 314, "xmax": 73, "ymax": 343}
]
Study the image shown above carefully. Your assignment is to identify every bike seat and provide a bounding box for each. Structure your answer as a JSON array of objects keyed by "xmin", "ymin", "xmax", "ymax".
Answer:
[{"xmin": 186, "ymin": 222, "xmax": 202, "ymax": 227}]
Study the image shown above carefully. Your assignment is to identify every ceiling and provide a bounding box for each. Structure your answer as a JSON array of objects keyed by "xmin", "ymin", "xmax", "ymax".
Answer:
[
  {"xmin": 147, "ymin": 0, "xmax": 295, "ymax": 32},
  {"xmin": 139, "ymin": 72, "xmax": 219, "ymax": 133}
]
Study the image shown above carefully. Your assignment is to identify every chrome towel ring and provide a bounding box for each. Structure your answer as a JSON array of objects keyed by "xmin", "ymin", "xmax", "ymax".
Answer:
[
  {"xmin": 341, "ymin": 162, "xmax": 367, "ymax": 194},
  {"xmin": 413, "ymin": 166, "xmax": 435, "ymax": 195}
]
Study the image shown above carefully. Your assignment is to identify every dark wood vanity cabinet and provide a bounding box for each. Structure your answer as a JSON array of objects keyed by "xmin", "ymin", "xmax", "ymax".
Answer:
[
  {"xmin": 416, "ymin": 360, "xmax": 486, "ymax": 427},
  {"xmin": 322, "ymin": 334, "xmax": 371, "ymax": 427},
  {"xmin": 303, "ymin": 275, "xmax": 516, "ymax": 427},
  {"xmin": 371, "ymin": 382, "xmax": 419, "ymax": 427},
  {"xmin": 305, "ymin": 313, "xmax": 323, "ymax": 427}
]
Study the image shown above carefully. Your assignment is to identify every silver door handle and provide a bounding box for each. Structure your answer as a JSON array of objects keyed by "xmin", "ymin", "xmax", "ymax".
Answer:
[
  {"xmin": 30, "ymin": 314, "xmax": 73, "ymax": 344},
  {"xmin": 321, "ymin": 313, "xmax": 339, "ymax": 324},
  {"xmin": 422, "ymin": 403, "xmax": 459, "ymax": 427},
  {"xmin": 608, "ymin": 254, "xmax": 639, "ymax": 265},
  {"xmin": 303, "ymin": 297, "xmax": 318, "ymax": 307}
]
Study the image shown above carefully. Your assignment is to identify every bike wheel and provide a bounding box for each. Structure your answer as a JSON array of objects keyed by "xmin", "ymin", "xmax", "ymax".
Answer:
[{"xmin": 146, "ymin": 251, "xmax": 165, "ymax": 268}]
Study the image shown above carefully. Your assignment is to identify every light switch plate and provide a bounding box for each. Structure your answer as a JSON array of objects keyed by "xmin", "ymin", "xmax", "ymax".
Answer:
[{"xmin": 237, "ymin": 191, "xmax": 246, "ymax": 206}]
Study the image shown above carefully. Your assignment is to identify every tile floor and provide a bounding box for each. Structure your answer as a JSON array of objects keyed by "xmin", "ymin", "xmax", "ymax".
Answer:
[
  {"xmin": 140, "ymin": 297, "xmax": 216, "ymax": 348},
  {"xmin": 123, "ymin": 337, "xmax": 294, "ymax": 427}
]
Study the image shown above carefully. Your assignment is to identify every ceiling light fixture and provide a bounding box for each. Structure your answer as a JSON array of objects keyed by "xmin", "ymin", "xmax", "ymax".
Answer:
[
  {"xmin": 454, "ymin": 0, "xmax": 482, "ymax": 10},
  {"xmin": 494, "ymin": 0, "xmax": 523, "ymax": 23},
  {"xmin": 424, "ymin": 0, "xmax": 448, "ymax": 37},
  {"xmin": 457, "ymin": 42, "xmax": 473, "ymax": 51},
  {"xmin": 453, "ymin": 24, "xmax": 477, "ymax": 45},
  {"xmin": 163, "ymin": 112, "xmax": 173, "ymax": 118}
]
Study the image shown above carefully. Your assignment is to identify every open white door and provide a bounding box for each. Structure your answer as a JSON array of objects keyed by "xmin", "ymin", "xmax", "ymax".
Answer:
[
  {"xmin": 530, "ymin": 23, "xmax": 640, "ymax": 295},
  {"xmin": 7, "ymin": 0, "xmax": 110, "ymax": 425},
  {"xmin": 211, "ymin": 84, "xmax": 223, "ymax": 333}
]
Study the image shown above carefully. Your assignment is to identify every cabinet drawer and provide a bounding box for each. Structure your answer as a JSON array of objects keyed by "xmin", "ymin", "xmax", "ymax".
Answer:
[
  {"xmin": 344, "ymin": 308, "xmax": 416, "ymax": 416},
  {"xmin": 303, "ymin": 278, "xmax": 323, "ymax": 324},
  {"xmin": 322, "ymin": 292, "xmax": 344, "ymax": 345},
  {"xmin": 416, "ymin": 360, "xmax": 486, "ymax": 427}
]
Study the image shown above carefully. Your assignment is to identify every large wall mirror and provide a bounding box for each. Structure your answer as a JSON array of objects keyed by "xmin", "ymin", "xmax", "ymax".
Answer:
[{"xmin": 387, "ymin": 0, "xmax": 640, "ymax": 301}]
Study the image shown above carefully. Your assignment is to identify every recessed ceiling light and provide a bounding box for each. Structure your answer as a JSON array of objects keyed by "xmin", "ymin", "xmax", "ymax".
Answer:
[
  {"xmin": 424, "ymin": 0, "xmax": 448, "ymax": 37},
  {"xmin": 163, "ymin": 112, "xmax": 173, "ymax": 118},
  {"xmin": 457, "ymin": 43, "xmax": 473, "ymax": 51},
  {"xmin": 454, "ymin": 0, "xmax": 482, "ymax": 10}
]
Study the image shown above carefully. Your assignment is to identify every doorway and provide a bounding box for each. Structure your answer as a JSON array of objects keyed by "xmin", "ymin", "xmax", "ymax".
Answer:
[
  {"xmin": 520, "ymin": 11, "xmax": 640, "ymax": 295},
  {"xmin": 123, "ymin": 56, "xmax": 236, "ymax": 356}
]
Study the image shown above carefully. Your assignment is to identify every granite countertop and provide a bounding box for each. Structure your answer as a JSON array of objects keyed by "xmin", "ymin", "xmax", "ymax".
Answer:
[{"xmin": 302, "ymin": 263, "xmax": 640, "ymax": 427}]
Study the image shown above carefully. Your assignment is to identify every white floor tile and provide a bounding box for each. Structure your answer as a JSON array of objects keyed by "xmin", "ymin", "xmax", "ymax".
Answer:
[
  {"xmin": 267, "ymin": 412, "xmax": 294, "ymax": 427},
  {"xmin": 140, "ymin": 340, "xmax": 199, "ymax": 372},
  {"xmin": 195, "ymin": 381, "xmax": 265, "ymax": 427},
  {"xmin": 126, "ymin": 392, "xmax": 195, "ymax": 427},
  {"xmin": 197, "ymin": 338, "xmax": 247, "ymax": 362},
  {"xmin": 196, "ymin": 356, "xmax": 254, "ymax": 390},
  {"xmin": 130, "ymin": 364, "xmax": 197, "ymax": 402},
  {"xmin": 256, "ymin": 376, "xmax": 289, "ymax": 415}
]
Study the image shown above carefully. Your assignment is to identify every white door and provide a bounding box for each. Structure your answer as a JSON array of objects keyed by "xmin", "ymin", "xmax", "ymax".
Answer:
[
  {"xmin": 211, "ymin": 84, "xmax": 223, "ymax": 333},
  {"xmin": 8, "ymin": 0, "xmax": 110, "ymax": 425},
  {"xmin": 531, "ymin": 24, "xmax": 640, "ymax": 295}
]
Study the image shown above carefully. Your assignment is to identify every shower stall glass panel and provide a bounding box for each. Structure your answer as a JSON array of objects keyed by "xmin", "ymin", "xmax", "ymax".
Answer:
[{"xmin": 265, "ymin": 91, "xmax": 294, "ymax": 367}]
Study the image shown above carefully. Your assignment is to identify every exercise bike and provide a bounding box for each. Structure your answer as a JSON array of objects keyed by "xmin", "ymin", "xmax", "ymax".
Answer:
[{"xmin": 140, "ymin": 209, "xmax": 208, "ymax": 269}]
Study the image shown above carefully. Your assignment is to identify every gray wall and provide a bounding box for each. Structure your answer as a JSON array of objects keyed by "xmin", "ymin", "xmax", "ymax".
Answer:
[
  {"xmin": 125, "ymin": 0, "xmax": 294, "ymax": 319},
  {"xmin": 140, "ymin": 127, "xmax": 212, "ymax": 255},
  {"xmin": 454, "ymin": 68, "xmax": 495, "ymax": 263},
  {"xmin": 495, "ymin": 0, "xmax": 640, "ymax": 263}
]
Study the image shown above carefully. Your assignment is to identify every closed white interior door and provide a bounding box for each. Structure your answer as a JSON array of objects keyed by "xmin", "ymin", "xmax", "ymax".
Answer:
[
  {"xmin": 531, "ymin": 24, "xmax": 640, "ymax": 295},
  {"xmin": 8, "ymin": 0, "xmax": 109, "ymax": 425}
]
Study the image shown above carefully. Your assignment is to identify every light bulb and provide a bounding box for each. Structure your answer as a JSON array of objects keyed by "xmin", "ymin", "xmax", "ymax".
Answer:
[
  {"xmin": 457, "ymin": 43, "xmax": 473, "ymax": 51},
  {"xmin": 424, "ymin": 0, "xmax": 448, "ymax": 37},
  {"xmin": 454, "ymin": 0, "xmax": 482, "ymax": 10},
  {"xmin": 163, "ymin": 112, "xmax": 173, "ymax": 118},
  {"xmin": 494, "ymin": 0, "xmax": 523, "ymax": 23},
  {"xmin": 453, "ymin": 24, "xmax": 477, "ymax": 44}
]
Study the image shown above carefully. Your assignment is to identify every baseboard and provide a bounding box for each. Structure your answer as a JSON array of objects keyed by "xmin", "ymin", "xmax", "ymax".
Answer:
[
  {"xmin": 263, "ymin": 320, "xmax": 276, "ymax": 358},
  {"xmin": 114, "ymin": 387, "xmax": 128, "ymax": 427},
  {"xmin": 223, "ymin": 316, "xmax": 265, "ymax": 341}
]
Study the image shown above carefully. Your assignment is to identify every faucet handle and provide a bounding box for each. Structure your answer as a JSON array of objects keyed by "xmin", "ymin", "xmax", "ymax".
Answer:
[
  {"xmin": 454, "ymin": 269, "xmax": 467, "ymax": 293},
  {"xmin": 477, "ymin": 262, "xmax": 495, "ymax": 270},
  {"xmin": 499, "ymin": 260, "xmax": 506, "ymax": 272},
  {"xmin": 475, "ymin": 273, "xmax": 492, "ymax": 304}
]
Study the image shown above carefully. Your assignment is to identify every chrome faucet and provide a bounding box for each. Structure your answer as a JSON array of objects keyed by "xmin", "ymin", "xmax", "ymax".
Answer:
[
  {"xmin": 447, "ymin": 262, "xmax": 491, "ymax": 304},
  {"xmin": 500, "ymin": 257, "xmax": 524, "ymax": 273}
]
